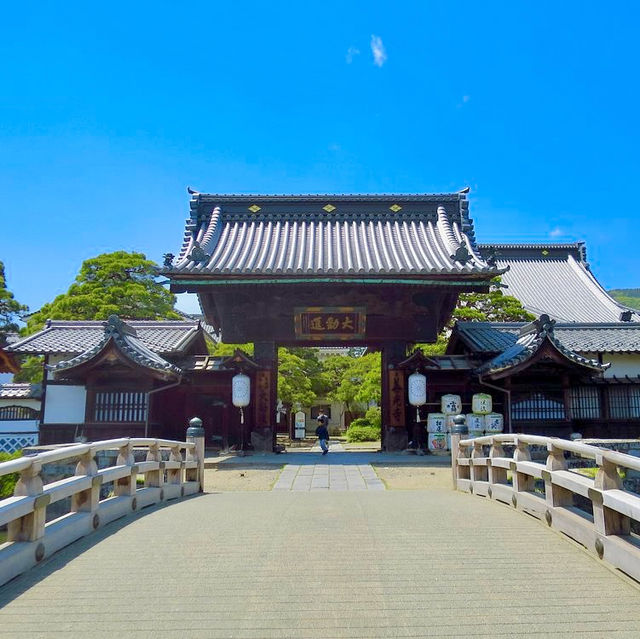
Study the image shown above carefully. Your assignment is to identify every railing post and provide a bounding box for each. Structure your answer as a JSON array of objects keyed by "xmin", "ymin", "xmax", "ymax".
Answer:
[
  {"xmin": 145, "ymin": 442, "xmax": 164, "ymax": 489},
  {"xmin": 488, "ymin": 437, "xmax": 507, "ymax": 486},
  {"xmin": 186, "ymin": 417, "xmax": 205, "ymax": 492},
  {"xmin": 8, "ymin": 460, "xmax": 48, "ymax": 543},
  {"xmin": 511, "ymin": 437, "xmax": 534, "ymax": 496},
  {"xmin": 470, "ymin": 440, "xmax": 488, "ymax": 483},
  {"xmin": 544, "ymin": 443, "xmax": 571, "ymax": 508},
  {"xmin": 450, "ymin": 416, "xmax": 468, "ymax": 489},
  {"xmin": 167, "ymin": 444, "xmax": 182, "ymax": 486},
  {"xmin": 592, "ymin": 453, "xmax": 630, "ymax": 536},
  {"xmin": 71, "ymin": 448, "xmax": 100, "ymax": 516},
  {"xmin": 115, "ymin": 441, "xmax": 136, "ymax": 497}
]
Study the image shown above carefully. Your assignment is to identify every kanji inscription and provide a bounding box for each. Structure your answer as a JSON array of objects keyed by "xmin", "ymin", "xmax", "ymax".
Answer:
[
  {"xmin": 294, "ymin": 306, "xmax": 366, "ymax": 341},
  {"xmin": 254, "ymin": 370, "xmax": 272, "ymax": 427},
  {"xmin": 388, "ymin": 370, "xmax": 405, "ymax": 428}
]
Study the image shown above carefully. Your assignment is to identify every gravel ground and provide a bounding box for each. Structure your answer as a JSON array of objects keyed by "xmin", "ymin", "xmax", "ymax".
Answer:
[
  {"xmin": 203, "ymin": 464, "xmax": 283, "ymax": 492},
  {"xmin": 372, "ymin": 464, "xmax": 452, "ymax": 490}
]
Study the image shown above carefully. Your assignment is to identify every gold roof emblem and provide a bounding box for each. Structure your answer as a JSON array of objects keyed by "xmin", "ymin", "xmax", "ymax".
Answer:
[
  {"xmin": 322, "ymin": 204, "xmax": 336, "ymax": 213},
  {"xmin": 389, "ymin": 204, "xmax": 402, "ymax": 212},
  {"xmin": 248, "ymin": 204, "xmax": 261, "ymax": 213}
]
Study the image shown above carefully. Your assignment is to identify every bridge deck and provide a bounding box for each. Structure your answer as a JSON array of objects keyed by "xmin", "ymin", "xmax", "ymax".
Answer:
[{"xmin": 1, "ymin": 465, "xmax": 640, "ymax": 637}]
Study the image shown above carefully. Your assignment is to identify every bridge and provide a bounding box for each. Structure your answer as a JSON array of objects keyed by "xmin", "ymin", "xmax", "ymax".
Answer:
[{"xmin": 1, "ymin": 430, "xmax": 640, "ymax": 637}]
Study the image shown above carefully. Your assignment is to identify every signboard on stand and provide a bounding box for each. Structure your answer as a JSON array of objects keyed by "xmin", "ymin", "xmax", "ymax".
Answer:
[{"xmin": 294, "ymin": 411, "xmax": 306, "ymax": 439}]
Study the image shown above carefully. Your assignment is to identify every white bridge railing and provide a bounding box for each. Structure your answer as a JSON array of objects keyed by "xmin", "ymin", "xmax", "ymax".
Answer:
[
  {"xmin": 451, "ymin": 432, "xmax": 640, "ymax": 581},
  {"xmin": 0, "ymin": 433, "xmax": 205, "ymax": 587}
]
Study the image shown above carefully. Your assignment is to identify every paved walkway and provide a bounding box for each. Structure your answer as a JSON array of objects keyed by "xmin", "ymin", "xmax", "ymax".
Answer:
[{"xmin": 2, "ymin": 482, "xmax": 640, "ymax": 637}]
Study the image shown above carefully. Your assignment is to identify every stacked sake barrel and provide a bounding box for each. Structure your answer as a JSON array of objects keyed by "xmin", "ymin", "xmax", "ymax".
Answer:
[
  {"xmin": 467, "ymin": 393, "xmax": 503, "ymax": 438},
  {"xmin": 426, "ymin": 394, "xmax": 462, "ymax": 452}
]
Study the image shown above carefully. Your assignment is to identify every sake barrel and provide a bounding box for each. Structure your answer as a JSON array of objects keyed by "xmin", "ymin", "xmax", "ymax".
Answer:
[
  {"xmin": 472, "ymin": 393, "xmax": 492, "ymax": 415},
  {"xmin": 428, "ymin": 432, "xmax": 447, "ymax": 452},
  {"xmin": 468, "ymin": 429, "xmax": 485, "ymax": 439},
  {"xmin": 427, "ymin": 413, "xmax": 447, "ymax": 433},
  {"xmin": 466, "ymin": 414, "xmax": 485, "ymax": 432},
  {"xmin": 484, "ymin": 412, "xmax": 504, "ymax": 433},
  {"xmin": 441, "ymin": 394, "xmax": 462, "ymax": 415}
]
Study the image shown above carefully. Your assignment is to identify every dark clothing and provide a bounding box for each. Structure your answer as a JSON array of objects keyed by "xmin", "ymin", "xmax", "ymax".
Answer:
[
  {"xmin": 315, "ymin": 424, "xmax": 329, "ymax": 440},
  {"xmin": 317, "ymin": 413, "xmax": 329, "ymax": 428}
]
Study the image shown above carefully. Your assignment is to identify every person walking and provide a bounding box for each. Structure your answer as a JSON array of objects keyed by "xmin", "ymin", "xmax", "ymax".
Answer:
[{"xmin": 315, "ymin": 409, "xmax": 330, "ymax": 455}]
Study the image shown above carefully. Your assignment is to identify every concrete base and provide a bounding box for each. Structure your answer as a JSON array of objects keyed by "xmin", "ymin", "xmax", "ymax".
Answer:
[{"xmin": 251, "ymin": 428, "xmax": 274, "ymax": 453}]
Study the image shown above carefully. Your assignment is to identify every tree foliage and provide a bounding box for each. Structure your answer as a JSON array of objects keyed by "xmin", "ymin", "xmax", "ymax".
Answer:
[
  {"xmin": 24, "ymin": 252, "xmax": 180, "ymax": 335},
  {"xmin": 0, "ymin": 261, "xmax": 27, "ymax": 340},
  {"xmin": 326, "ymin": 352, "xmax": 381, "ymax": 412}
]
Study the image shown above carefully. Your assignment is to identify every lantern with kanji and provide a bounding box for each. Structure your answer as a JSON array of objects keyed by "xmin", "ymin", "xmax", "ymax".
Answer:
[
  {"xmin": 232, "ymin": 373, "xmax": 251, "ymax": 424},
  {"xmin": 408, "ymin": 372, "xmax": 427, "ymax": 421}
]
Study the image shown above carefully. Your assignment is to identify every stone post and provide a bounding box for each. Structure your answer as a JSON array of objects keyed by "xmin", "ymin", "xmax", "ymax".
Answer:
[
  {"xmin": 115, "ymin": 442, "xmax": 136, "ymax": 497},
  {"xmin": 8, "ymin": 460, "xmax": 48, "ymax": 543},
  {"xmin": 186, "ymin": 417, "xmax": 205, "ymax": 492},
  {"xmin": 450, "ymin": 416, "xmax": 468, "ymax": 490},
  {"xmin": 71, "ymin": 449, "xmax": 101, "ymax": 524}
]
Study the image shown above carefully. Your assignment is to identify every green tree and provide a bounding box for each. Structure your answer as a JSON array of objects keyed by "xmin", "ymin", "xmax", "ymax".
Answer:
[
  {"xmin": 24, "ymin": 251, "xmax": 180, "ymax": 335},
  {"xmin": 327, "ymin": 352, "xmax": 381, "ymax": 414},
  {"xmin": 416, "ymin": 277, "xmax": 535, "ymax": 355},
  {"xmin": 0, "ymin": 261, "xmax": 28, "ymax": 340},
  {"xmin": 277, "ymin": 348, "xmax": 316, "ymax": 410}
]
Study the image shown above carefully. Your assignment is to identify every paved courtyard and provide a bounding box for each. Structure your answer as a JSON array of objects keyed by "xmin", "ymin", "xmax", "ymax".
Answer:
[{"xmin": 2, "ymin": 464, "xmax": 640, "ymax": 638}]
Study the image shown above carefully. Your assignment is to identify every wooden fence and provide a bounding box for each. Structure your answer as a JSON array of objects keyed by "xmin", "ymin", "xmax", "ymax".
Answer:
[
  {"xmin": 0, "ymin": 433, "xmax": 205, "ymax": 587},
  {"xmin": 451, "ymin": 432, "xmax": 640, "ymax": 582}
]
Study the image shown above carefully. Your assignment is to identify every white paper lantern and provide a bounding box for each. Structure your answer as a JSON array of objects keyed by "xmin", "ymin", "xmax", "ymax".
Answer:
[
  {"xmin": 472, "ymin": 393, "xmax": 492, "ymax": 415},
  {"xmin": 232, "ymin": 373, "xmax": 251, "ymax": 424},
  {"xmin": 408, "ymin": 372, "xmax": 427, "ymax": 407},
  {"xmin": 441, "ymin": 394, "xmax": 462, "ymax": 415}
]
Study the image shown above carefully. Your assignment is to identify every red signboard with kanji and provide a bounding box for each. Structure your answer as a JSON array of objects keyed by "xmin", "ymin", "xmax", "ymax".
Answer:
[
  {"xmin": 388, "ymin": 370, "xmax": 405, "ymax": 428},
  {"xmin": 294, "ymin": 307, "xmax": 366, "ymax": 341}
]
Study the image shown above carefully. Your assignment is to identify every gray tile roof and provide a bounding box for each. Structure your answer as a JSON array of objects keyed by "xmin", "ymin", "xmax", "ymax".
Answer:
[
  {"xmin": 453, "ymin": 321, "xmax": 640, "ymax": 354},
  {"xmin": 8, "ymin": 319, "xmax": 204, "ymax": 356},
  {"xmin": 50, "ymin": 316, "xmax": 182, "ymax": 378},
  {"xmin": 475, "ymin": 315, "xmax": 606, "ymax": 377},
  {"xmin": 166, "ymin": 194, "xmax": 499, "ymax": 279},
  {"xmin": 479, "ymin": 243, "xmax": 638, "ymax": 323},
  {"xmin": 0, "ymin": 383, "xmax": 42, "ymax": 399}
]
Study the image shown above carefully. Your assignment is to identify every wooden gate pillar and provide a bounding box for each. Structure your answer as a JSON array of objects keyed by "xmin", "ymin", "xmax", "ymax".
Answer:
[
  {"xmin": 381, "ymin": 341, "xmax": 409, "ymax": 452},
  {"xmin": 253, "ymin": 341, "xmax": 277, "ymax": 452}
]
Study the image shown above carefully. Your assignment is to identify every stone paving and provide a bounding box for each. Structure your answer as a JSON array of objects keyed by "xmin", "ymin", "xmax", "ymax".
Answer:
[{"xmin": 273, "ymin": 443, "xmax": 386, "ymax": 491}]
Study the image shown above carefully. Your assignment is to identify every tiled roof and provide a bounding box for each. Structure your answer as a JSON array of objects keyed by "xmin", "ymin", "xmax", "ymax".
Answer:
[
  {"xmin": 8, "ymin": 319, "xmax": 204, "ymax": 356},
  {"xmin": 50, "ymin": 317, "xmax": 181, "ymax": 378},
  {"xmin": 479, "ymin": 243, "xmax": 638, "ymax": 323},
  {"xmin": 0, "ymin": 383, "xmax": 42, "ymax": 399},
  {"xmin": 452, "ymin": 321, "xmax": 640, "ymax": 354},
  {"xmin": 475, "ymin": 316, "xmax": 607, "ymax": 377},
  {"xmin": 165, "ymin": 193, "xmax": 499, "ymax": 280}
]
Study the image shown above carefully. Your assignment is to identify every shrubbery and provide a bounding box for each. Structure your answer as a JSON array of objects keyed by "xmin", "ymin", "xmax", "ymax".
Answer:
[
  {"xmin": 0, "ymin": 451, "xmax": 22, "ymax": 498},
  {"xmin": 346, "ymin": 414, "xmax": 381, "ymax": 442}
]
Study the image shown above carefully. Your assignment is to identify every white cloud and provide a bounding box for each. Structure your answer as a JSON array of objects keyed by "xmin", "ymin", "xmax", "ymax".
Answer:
[
  {"xmin": 549, "ymin": 227, "xmax": 564, "ymax": 238},
  {"xmin": 370, "ymin": 35, "xmax": 387, "ymax": 67},
  {"xmin": 346, "ymin": 46, "xmax": 360, "ymax": 64}
]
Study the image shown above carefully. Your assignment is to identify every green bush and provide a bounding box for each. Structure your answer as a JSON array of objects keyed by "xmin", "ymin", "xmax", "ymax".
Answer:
[
  {"xmin": 346, "ymin": 423, "xmax": 381, "ymax": 442},
  {"xmin": 364, "ymin": 406, "xmax": 381, "ymax": 429},
  {"xmin": 0, "ymin": 451, "xmax": 23, "ymax": 499},
  {"xmin": 348, "ymin": 417, "xmax": 372, "ymax": 429}
]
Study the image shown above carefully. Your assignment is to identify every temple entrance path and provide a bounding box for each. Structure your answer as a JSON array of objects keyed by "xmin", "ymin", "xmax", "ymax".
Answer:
[{"xmin": 2, "ymin": 489, "xmax": 640, "ymax": 638}]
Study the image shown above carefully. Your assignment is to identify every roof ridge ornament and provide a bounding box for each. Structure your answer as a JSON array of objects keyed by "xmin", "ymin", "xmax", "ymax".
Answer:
[
  {"xmin": 105, "ymin": 315, "xmax": 138, "ymax": 338},
  {"xmin": 187, "ymin": 240, "xmax": 211, "ymax": 263},
  {"xmin": 451, "ymin": 241, "xmax": 471, "ymax": 265}
]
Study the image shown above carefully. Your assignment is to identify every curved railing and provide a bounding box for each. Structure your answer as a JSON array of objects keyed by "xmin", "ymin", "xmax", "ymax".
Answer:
[
  {"xmin": 0, "ymin": 433, "xmax": 205, "ymax": 586},
  {"xmin": 451, "ymin": 432, "xmax": 640, "ymax": 581}
]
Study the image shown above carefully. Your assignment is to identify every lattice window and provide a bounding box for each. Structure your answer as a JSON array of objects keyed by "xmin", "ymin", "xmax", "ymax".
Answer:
[
  {"xmin": 0, "ymin": 405, "xmax": 39, "ymax": 421},
  {"xmin": 93, "ymin": 392, "xmax": 148, "ymax": 422},
  {"xmin": 512, "ymin": 392, "xmax": 566, "ymax": 421},
  {"xmin": 569, "ymin": 386, "xmax": 601, "ymax": 419},
  {"xmin": 607, "ymin": 385, "xmax": 640, "ymax": 419},
  {"xmin": 0, "ymin": 434, "xmax": 38, "ymax": 454}
]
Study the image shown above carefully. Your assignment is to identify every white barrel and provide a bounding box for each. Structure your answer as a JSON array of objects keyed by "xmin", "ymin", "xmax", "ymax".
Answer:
[
  {"xmin": 427, "ymin": 413, "xmax": 447, "ymax": 433},
  {"xmin": 472, "ymin": 393, "xmax": 492, "ymax": 415},
  {"xmin": 466, "ymin": 414, "xmax": 485, "ymax": 431},
  {"xmin": 484, "ymin": 413, "xmax": 504, "ymax": 433},
  {"xmin": 428, "ymin": 432, "xmax": 447, "ymax": 452},
  {"xmin": 441, "ymin": 394, "xmax": 462, "ymax": 415}
]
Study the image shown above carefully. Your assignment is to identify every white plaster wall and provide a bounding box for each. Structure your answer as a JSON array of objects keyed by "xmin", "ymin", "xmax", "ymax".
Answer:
[
  {"xmin": 601, "ymin": 354, "xmax": 640, "ymax": 378},
  {"xmin": 44, "ymin": 385, "xmax": 86, "ymax": 423},
  {"xmin": 0, "ymin": 420, "xmax": 39, "ymax": 434}
]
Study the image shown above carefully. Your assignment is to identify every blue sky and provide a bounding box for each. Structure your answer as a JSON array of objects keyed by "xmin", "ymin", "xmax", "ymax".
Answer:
[{"xmin": 1, "ymin": 1, "xmax": 638, "ymax": 316}]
